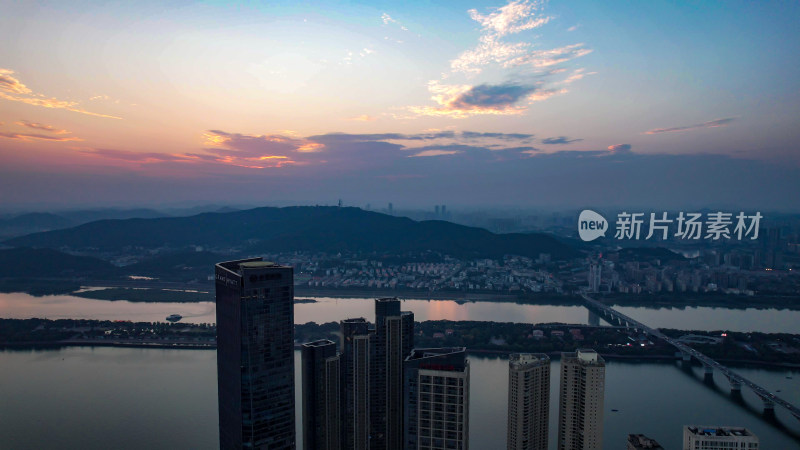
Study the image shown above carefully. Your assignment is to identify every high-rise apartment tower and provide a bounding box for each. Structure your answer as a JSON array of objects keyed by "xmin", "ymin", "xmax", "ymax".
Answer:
[
  {"xmin": 557, "ymin": 349, "xmax": 605, "ymax": 450},
  {"xmin": 404, "ymin": 347, "xmax": 470, "ymax": 450},
  {"xmin": 507, "ymin": 353, "xmax": 550, "ymax": 450}
]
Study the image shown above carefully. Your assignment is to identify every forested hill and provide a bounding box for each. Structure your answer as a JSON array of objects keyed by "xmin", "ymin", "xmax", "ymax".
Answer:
[{"xmin": 4, "ymin": 206, "xmax": 577, "ymax": 260}]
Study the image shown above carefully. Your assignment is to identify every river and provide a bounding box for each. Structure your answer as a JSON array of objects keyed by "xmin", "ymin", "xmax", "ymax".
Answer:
[
  {"xmin": 0, "ymin": 347, "xmax": 797, "ymax": 449},
  {"xmin": 1, "ymin": 291, "xmax": 799, "ymax": 333}
]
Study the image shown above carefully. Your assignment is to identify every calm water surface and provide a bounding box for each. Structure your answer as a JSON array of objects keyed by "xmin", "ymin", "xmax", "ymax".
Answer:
[
  {"xmin": 0, "ymin": 347, "xmax": 798, "ymax": 449},
  {"xmin": 1, "ymin": 291, "xmax": 799, "ymax": 333}
]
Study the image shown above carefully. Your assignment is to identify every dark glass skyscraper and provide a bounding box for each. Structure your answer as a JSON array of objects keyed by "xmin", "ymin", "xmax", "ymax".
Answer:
[
  {"xmin": 302, "ymin": 339, "xmax": 341, "ymax": 450},
  {"xmin": 371, "ymin": 298, "xmax": 414, "ymax": 450},
  {"xmin": 215, "ymin": 258, "xmax": 295, "ymax": 449},
  {"xmin": 340, "ymin": 318, "xmax": 372, "ymax": 450}
]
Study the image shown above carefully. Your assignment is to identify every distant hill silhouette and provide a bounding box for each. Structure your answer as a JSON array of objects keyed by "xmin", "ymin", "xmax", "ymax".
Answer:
[
  {"xmin": 0, "ymin": 247, "xmax": 118, "ymax": 278},
  {"xmin": 4, "ymin": 206, "xmax": 577, "ymax": 260},
  {"xmin": 0, "ymin": 208, "xmax": 173, "ymax": 239},
  {"xmin": 57, "ymin": 208, "xmax": 168, "ymax": 224},
  {"xmin": 0, "ymin": 213, "xmax": 74, "ymax": 239}
]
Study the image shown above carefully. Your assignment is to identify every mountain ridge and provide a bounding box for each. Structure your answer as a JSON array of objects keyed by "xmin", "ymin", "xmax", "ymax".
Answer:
[{"xmin": 3, "ymin": 206, "xmax": 578, "ymax": 260}]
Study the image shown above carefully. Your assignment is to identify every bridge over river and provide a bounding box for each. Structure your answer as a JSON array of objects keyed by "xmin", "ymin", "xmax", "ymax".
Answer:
[{"xmin": 582, "ymin": 294, "xmax": 800, "ymax": 421}]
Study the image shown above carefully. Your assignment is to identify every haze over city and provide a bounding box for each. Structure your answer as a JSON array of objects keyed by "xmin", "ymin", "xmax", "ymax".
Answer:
[{"xmin": 1, "ymin": 0, "xmax": 799, "ymax": 209}]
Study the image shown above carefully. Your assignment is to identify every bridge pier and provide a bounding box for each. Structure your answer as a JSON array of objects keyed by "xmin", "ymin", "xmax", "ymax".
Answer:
[
  {"xmin": 588, "ymin": 310, "xmax": 600, "ymax": 327},
  {"xmin": 703, "ymin": 364, "xmax": 714, "ymax": 382},
  {"xmin": 759, "ymin": 396, "xmax": 776, "ymax": 418},
  {"xmin": 681, "ymin": 351, "xmax": 692, "ymax": 362},
  {"xmin": 728, "ymin": 377, "xmax": 741, "ymax": 393}
]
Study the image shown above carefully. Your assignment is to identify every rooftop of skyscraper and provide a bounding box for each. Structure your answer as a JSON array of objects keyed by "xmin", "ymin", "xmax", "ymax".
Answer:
[
  {"xmin": 685, "ymin": 426, "xmax": 757, "ymax": 437},
  {"xmin": 407, "ymin": 347, "xmax": 466, "ymax": 361},
  {"xmin": 626, "ymin": 433, "xmax": 664, "ymax": 449},
  {"xmin": 509, "ymin": 353, "xmax": 549, "ymax": 368},
  {"xmin": 302, "ymin": 339, "xmax": 337, "ymax": 349}
]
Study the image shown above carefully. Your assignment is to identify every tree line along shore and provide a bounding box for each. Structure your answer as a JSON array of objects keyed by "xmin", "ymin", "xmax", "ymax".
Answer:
[
  {"xmin": 2, "ymin": 279, "xmax": 798, "ymax": 310},
  {"xmin": 2, "ymin": 318, "xmax": 798, "ymax": 369}
]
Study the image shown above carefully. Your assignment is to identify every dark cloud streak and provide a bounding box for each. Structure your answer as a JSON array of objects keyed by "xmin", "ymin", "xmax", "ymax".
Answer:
[
  {"xmin": 644, "ymin": 118, "xmax": 736, "ymax": 135},
  {"xmin": 541, "ymin": 136, "xmax": 582, "ymax": 145},
  {"xmin": 450, "ymin": 83, "xmax": 537, "ymax": 109}
]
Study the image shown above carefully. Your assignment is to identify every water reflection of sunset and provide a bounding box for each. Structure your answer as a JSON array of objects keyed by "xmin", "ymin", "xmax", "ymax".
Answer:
[{"xmin": 426, "ymin": 300, "xmax": 467, "ymax": 321}]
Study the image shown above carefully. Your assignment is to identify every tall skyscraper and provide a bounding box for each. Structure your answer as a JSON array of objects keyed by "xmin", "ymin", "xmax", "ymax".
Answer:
[
  {"xmin": 507, "ymin": 353, "xmax": 550, "ymax": 450},
  {"xmin": 215, "ymin": 258, "xmax": 296, "ymax": 449},
  {"xmin": 682, "ymin": 426, "xmax": 759, "ymax": 450},
  {"xmin": 340, "ymin": 318, "xmax": 372, "ymax": 450},
  {"xmin": 557, "ymin": 349, "xmax": 605, "ymax": 450},
  {"xmin": 302, "ymin": 339, "xmax": 342, "ymax": 450},
  {"xmin": 371, "ymin": 298, "xmax": 414, "ymax": 450},
  {"xmin": 404, "ymin": 347, "xmax": 470, "ymax": 450}
]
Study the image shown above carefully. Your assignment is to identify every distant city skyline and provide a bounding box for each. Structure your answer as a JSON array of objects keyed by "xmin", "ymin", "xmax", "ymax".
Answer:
[{"xmin": 1, "ymin": 1, "xmax": 799, "ymax": 209}]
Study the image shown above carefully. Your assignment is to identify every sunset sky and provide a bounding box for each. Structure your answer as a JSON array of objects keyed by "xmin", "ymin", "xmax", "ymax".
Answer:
[{"xmin": 1, "ymin": 0, "xmax": 799, "ymax": 210}]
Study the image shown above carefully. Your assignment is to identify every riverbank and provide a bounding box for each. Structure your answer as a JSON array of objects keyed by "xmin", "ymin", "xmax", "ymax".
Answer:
[
  {"xmin": 4, "ymin": 318, "xmax": 799, "ymax": 369},
  {"xmin": 3, "ymin": 277, "xmax": 799, "ymax": 310},
  {"xmin": 3, "ymin": 341, "xmax": 799, "ymax": 371}
]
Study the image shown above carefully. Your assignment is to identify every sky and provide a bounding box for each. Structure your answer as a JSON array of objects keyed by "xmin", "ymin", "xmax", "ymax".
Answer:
[{"xmin": 0, "ymin": 0, "xmax": 799, "ymax": 211}]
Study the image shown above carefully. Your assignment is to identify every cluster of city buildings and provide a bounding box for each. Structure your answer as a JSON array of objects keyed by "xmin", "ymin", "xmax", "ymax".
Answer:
[
  {"xmin": 271, "ymin": 242, "xmax": 800, "ymax": 298},
  {"xmin": 584, "ymin": 250, "xmax": 800, "ymax": 295},
  {"xmin": 214, "ymin": 257, "xmax": 761, "ymax": 449},
  {"xmin": 295, "ymin": 255, "xmax": 562, "ymax": 294}
]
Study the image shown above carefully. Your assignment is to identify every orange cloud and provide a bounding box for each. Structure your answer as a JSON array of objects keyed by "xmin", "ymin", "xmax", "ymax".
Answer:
[
  {"xmin": 0, "ymin": 69, "xmax": 121, "ymax": 119},
  {"xmin": 0, "ymin": 132, "xmax": 82, "ymax": 142},
  {"xmin": 0, "ymin": 69, "xmax": 31, "ymax": 94},
  {"xmin": 296, "ymin": 142, "xmax": 325, "ymax": 153},
  {"xmin": 198, "ymin": 130, "xmax": 322, "ymax": 168},
  {"xmin": 79, "ymin": 130, "xmax": 304, "ymax": 171},
  {"xmin": 15, "ymin": 120, "xmax": 70, "ymax": 134},
  {"xmin": 203, "ymin": 132, "xmax": 230, "ymax": 146}
]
